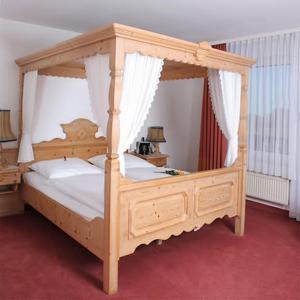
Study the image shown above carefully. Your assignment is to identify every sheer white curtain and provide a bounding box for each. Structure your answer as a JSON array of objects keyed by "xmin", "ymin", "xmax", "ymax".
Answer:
[
  {"xmin": 18, "ymin": 71, "xmax": 39, "ymax": 163},
  {"xmin": 208, "ymin": 69, "xmax": 242, "ymax": 167},
  {"xmin": 119, "ymin": 53, "xmax": 164, "ymax": 173},
  {"xmin": 228, "ymin": 32, "xmax": 300, "ymax": 220},
  {"xmin": 84, "ymin": 54, "xmax": 110, "ymax": 136},
  {"xmin": 228, "ymin": 35, "xmax": 292, "ymax": 178},
  {"xmin": 288, "ymin": 33, "xmax": 300, "ymax": 220}
]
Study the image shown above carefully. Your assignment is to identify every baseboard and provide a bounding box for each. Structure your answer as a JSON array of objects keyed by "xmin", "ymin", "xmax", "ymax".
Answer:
[{"xmin": 246, "ymin": 196, "xmax": 288, "ymax": 211}]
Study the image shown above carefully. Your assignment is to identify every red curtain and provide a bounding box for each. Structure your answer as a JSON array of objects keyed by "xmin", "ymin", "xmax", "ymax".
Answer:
[{"xmin": 198, "ymin": 44, "xmax": 227, "ymax": 171}]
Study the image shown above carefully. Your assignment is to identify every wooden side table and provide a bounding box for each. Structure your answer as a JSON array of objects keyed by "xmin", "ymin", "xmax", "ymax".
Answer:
[
  {"xmin": 130, "ymin": 152, "xmax": 169, "ymax": 167},
  {"xmin": 0, "ymin": 165, "xmax": 23, "ymax": 217}
]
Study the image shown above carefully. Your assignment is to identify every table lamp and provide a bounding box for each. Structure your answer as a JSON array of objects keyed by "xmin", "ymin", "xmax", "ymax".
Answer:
[
  {"xmin": 146, "ymin": 126, "xmax": 166, "ymax": 154},
  {"xmin": 0, "ymin": 110, "xmax": 17, "ymax": 169}
]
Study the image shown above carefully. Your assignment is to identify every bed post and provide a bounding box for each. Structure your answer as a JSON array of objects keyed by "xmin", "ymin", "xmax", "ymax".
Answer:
[
  {"xmin": 235, "ymin": 71, "xmax": 249, "ymax": 236},
  {"xmin": 103, "ymin": 37, "xmax": 124, "ymax": 295}
]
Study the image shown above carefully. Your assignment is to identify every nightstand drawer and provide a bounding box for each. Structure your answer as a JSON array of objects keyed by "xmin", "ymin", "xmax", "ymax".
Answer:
[
  {"xmin": 147, "ymin": 157, "xmax": 167, "ymax": 167},
  {"xmin": 128, "ymin": 152, "xmax": 169, "ymax": 167},
  {"xmin": 0, "ymin": 172, "xmax": 21, "ymax": 186},
  {"xmin": 0, "ymin": 191, "xmax": 23, "ymax": 217}
]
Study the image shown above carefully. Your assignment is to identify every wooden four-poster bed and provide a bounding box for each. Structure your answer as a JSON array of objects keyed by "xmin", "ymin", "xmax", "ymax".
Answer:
[{"xmin": 15, "ymin": 23, "xmax": 255, "ymax": 294}]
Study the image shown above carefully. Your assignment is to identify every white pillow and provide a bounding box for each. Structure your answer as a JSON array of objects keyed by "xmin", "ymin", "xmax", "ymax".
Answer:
[
  {"xmin": 88, "ymin": 153, "xmax": 154, "ymax": 169},
  {"xmin": 30, "ymin": 157, "xmax": 102, "ymax": 179}
]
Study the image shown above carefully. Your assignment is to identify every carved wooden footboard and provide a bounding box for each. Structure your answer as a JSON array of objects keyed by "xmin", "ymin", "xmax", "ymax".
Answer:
[{"xmin": 119, "ymin": 167, "xmax": 241, "ymax": 257}]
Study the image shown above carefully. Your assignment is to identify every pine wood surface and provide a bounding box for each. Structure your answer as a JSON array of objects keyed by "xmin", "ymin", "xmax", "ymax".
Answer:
[{"xmin": 16, "ymin": 23, "xmax": 255, "ymax": 294}]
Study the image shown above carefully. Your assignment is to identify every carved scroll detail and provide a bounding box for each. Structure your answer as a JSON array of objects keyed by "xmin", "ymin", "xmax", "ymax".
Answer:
[
  {"xmin": 19, "ymin": 118, "xmax": 107, "ymax": 172},
  {"xmin": 195, "ymin": 41, "xmax": 212, "ymax": 62}
]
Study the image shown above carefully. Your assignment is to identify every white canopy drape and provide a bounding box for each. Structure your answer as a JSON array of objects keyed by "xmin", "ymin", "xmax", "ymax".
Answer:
[
  {"xmin": 18, "ymin": 71, "xmax": 39, "ymax": 163},
  {"xmin": 208, "ymin": 69, "xmax": 242, "ymax": 167},
  {"xmin": 84, "ymin": 54, "xmax": 110, "ymax": 136},
  {"xmin": 84, "ymin": 52, "xmax": 163, "ymax": 173},
  {"xmin": 119, "ymin": 53, "xmax": 164, "ymax": 173}
]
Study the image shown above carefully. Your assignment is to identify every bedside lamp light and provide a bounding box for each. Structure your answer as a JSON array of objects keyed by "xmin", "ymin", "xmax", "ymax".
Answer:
[
  {"xmin": 146, "ymin": 126, "xmax": 166, "ymax": 154},
  {"xmin": 0, "ymin": 110, "xmax": 17, "ymax": 169}
]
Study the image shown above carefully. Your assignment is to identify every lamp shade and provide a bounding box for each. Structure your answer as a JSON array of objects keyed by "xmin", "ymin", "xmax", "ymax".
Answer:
[
  {"xmin": 0, "ymin": 110, "xmax": 16, "ymax": 142},
  {"xmin": 146, "ymin": 126, "xmax": 166, "ymax": 143}
]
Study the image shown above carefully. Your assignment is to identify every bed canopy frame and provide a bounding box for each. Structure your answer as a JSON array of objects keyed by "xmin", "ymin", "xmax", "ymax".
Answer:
[{"xmin": 16, "ymin": 23, "xmax": 255, "ymax": 294}]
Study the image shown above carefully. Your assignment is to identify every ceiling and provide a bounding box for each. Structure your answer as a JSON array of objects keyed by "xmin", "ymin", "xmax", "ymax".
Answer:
[{"xmin": 1, "ymin": 0, "xmax": 300, "ymax": 42}]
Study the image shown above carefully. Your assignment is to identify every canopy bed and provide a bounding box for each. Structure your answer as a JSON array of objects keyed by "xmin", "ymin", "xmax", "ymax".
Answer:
[{"xmin": 15, "ymin": 23, "xmax": 255, "ymax": 294}]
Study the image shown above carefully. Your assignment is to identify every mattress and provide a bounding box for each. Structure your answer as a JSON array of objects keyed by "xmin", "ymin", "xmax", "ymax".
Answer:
[
  {"xmin": 23, "ymin": 167, "xmax": 173, "ymax": 221},
  {"xmin": 23, "ymin": 172, "xmax": 103, "ymax": 220}
]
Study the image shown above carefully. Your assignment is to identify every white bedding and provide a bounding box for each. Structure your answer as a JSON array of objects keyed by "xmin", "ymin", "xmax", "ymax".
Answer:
[
  {"xmin": 23, "ymin": 167, "xmax": 174, "ymax": 221},
  {"xmin": 125, "ymin": 167, "xmax": 170, "ymax": 181},
  {"xmin": 23, "ymin": 172, "xmax": 103, "ymax": 220}
]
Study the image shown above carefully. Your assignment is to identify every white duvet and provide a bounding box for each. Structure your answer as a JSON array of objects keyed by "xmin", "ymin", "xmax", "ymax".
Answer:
[
  {"xmin": 125, "ymin": 167, "xmax": 170, "ymax": 181},
  {"xmin": 49, "ymin": 168, "xmax": 171, "ymax": 212},
  {"xmin": 51, "ymin": 174, "xmax": 105, "ymax": 216},
  {"xmin": 24, "ymin": 167, "xmax": 175, "ymax": 220}
]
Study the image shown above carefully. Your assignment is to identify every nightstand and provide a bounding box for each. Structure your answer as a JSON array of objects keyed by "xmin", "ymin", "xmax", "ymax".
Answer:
[
  {"xmin": 0, "ymin": 165, "xmax": 23, "ymax": 217},
  {"xmin": 131, "ymin": 152, "xmax": 169, "ymax": 167}
]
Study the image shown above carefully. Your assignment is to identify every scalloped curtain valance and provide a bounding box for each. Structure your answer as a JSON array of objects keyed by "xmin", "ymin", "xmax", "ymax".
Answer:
[{"xmin": 208, "ymin": 69, "xmax": 242, "ymax": 167}]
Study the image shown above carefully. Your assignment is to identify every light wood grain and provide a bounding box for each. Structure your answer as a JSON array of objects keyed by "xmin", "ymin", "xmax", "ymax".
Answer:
[
  {"xmin": 102, "ymin": 37, "xmax": 124, "ymax": 295},
  {"xmin": 16, "ymin": 22, "xmax": 254, "ymax": 295},
  {"xmin": 0, "ymin": 165, "xmax": 22, "ymax": 216},
  {"xmin": 15, "ymin": 23, "xmax": 254, "ymax": 73},
  {"xmin": 119, "ymin": 169, "xmax": 239, "ymax": 256},
  {"xmin": 37, "ymin": 60, "xmax": 208, "ymax": 81},
  {"xmin": 21, "ymin": 184, "xmax": 104, "ymax": 258},
  {"xmin": 19, "ymin": 118, "xmax": 107, "ymax": 173}
]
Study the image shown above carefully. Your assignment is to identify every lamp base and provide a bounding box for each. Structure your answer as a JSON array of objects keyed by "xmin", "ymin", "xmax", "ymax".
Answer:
[{"xmin": 152, "ymin": 142, "xmax": 161, "ymax": 154}]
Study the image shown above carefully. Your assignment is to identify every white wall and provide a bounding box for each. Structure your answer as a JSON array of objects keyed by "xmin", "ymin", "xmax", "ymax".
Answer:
[
  {"xmin": 33, "ymin": 76, "xmax": 94, "ymax": 143},
  {"xmin": 33, "ymin": 76, "xmax": 203, "ymax": 172},
  {"xmin": 135, "ymin": 79, "xmax": 203, "ymax": 172},
  {"xmin": 0, "ymin": 18, "xmax": 78, "ymax": 148}
]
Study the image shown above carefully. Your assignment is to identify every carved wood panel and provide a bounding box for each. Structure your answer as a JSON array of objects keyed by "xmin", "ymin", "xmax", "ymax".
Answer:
[
  {"xmin": 129, "ymin": 192, "xmax": 188, "ymax": 238},
  {"xmin": 119, "ymin": 169, "xmax": 240, "ymax": 257},
  {"xmin": 194, "ymin": 172, "xmax": 239, "ymax": 217}
]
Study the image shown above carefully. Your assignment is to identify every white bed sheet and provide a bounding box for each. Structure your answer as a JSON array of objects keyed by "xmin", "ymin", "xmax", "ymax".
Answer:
[
  {"xmin": 125, "ymin": 167, "xmax": 170, "ymax": 181},
  {"xmin": 23, "ymin": 172, "xmax": 104, "ymax": 220},
  {"xmin": 23, "ymin": 167, "xmax": 177, "ymax": 221}
]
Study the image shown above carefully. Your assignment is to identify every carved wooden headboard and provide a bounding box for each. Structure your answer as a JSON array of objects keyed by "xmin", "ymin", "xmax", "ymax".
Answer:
[{"xmin": 19, "ymin": 118, "xmax": 107, "ymax": 172}]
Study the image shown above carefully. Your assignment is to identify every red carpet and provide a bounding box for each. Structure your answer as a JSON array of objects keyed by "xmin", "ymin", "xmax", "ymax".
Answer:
[{"xmin": 0, "ymin": 201, "xmax": 299, "ymax": 300}]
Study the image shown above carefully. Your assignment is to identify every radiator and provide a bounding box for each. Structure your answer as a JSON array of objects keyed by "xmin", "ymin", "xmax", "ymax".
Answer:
[{"xmin": 246, "ymin": 172, "xmax": 290, "ymax": 206}]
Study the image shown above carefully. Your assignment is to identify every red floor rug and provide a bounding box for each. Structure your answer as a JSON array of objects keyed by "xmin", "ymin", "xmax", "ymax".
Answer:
[{"xmin": 0, "ymin": 201, "xmax": 299, "ymax": 300}]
